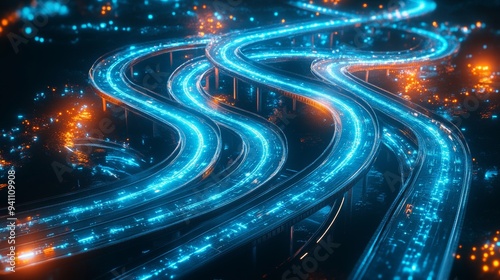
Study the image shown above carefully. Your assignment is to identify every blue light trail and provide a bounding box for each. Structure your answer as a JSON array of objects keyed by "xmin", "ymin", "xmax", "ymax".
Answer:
[{"xmin": 0, "ymin": 1, "xmax": 471, "ymax": 279}]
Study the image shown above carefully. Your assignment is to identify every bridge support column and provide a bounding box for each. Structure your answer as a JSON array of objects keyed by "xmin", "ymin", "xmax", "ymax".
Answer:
[
  {"xmin": 233, "ymin": 77, "xmax": 238, "ymax": 100},
  {"xmin": 311, "ymin": 34, "xmax": 315, "ymax": 48},
  {"xmin": 386, "ymin": 69, "xmax": 390, "ymax": 76},
  {"xmin": 205, "ymin": 75, "xmax": 210, "ymax": 91},
  {"xmin": 365, "ymin": 70, "xmax": 370, "ymax": 82},
  {"xmin": 102, "ymin": 98, "xmax": 107, "ymax": 112},
  {"xmin": 256, "ymin": 87, "xmax": 262, "ymax": 112},
  {"xmin": 292, "ymin": 98, "xmax": 297, "ymax": 111},
  {"xmin": 169, "ymin": 52, "xmax": 173, "ymax": 68},
  {"xmin": 329, "ymin": 32, "xmax": 334, "ymax": 48},
  {"xmin": 290, "ymin": 225, "xmax": 295, "ymax": 256},
  {"xmin": 215, "ymin": 67, "xmax": 220, "ymax": 90}
]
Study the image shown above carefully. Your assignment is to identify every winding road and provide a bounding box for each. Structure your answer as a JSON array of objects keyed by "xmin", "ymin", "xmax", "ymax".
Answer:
[{"xmin": 0, "ymin": 1, "xmax": 470, "ymax": 279}]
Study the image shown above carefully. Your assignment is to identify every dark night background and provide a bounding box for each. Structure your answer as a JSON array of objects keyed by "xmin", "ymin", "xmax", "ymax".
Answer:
[{"xmin": 0, "ymin": 0, "xmax": 499, "ymax": 279}]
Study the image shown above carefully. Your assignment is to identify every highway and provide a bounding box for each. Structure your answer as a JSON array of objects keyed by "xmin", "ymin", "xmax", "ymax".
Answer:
[
  {"xmin": 0, "ymin": 40, "xmax": 227, "ymax": 269},
  {"xmin": 119, "ymin": 0, "xmax": 469, "ymax": 279},
  {"xmin": 0, "ymin": 39, "xmax": 290, "ymax": 269},
  {"xmin": 0, "ymin": 38, "xmax": 380, "ymax": 273},
  {"xmin": 119, "ymin": 42, "xmax": 380, "ymax": 277},
  {"xmin": 0, "ymin": 0, "xmax": 471, "ymax": 278},
  {"xmin": 312, "ymin": 26, "xmax": 471, "ymax": 279}
]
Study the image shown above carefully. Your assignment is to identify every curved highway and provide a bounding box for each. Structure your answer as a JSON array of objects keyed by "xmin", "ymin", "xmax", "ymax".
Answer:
[
  {"xmin": 312, "ymin": 26, "xmax": 471, "ymax": 280},
  {"xmin": 0, "ymin": 39, "xmax": 289, "ymax": 269},
  {"xmin": 0, "ymin": 1, "xmax": 471, "ymax": 279},
  {"xmin": 120, "ymin": 0, "xmax": 469, "ymax": 279}
]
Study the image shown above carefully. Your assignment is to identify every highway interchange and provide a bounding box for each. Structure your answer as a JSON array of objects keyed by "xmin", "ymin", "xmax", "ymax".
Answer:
[{"xmin": 0, "ymin": 0, "xmax": 471, "ymax": 279}]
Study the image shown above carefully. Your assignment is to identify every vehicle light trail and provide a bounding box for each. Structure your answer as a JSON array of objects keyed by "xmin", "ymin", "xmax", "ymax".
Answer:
[
  {"xmin": 0, "ymin": 40, "xmax": 225, "ymax": 270},
  {"xmin": 119, "ymin": 43, "xmax": 380, "ymax": 278},
  {"xmin": 0, "ymin": 38, "xmax": 290, "ymax": 271},
  {"xmin": 312, "ymin": 24, "xmax": 471, "ymax": 280},
  {"xmin": 0, "ymin": 0, "xmax": 471, "ymax": 278},
  {"xmin": 120, "ymin": 0, "xmax": 468, "ymax": 279}
]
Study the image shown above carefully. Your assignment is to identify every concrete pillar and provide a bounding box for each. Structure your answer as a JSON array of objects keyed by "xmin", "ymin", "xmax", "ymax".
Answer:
[
  {"xmin": 365, "ymin": 70, "xmax": 370, "ymax": 82},
  {"xmin": 205, "ymin": 75, "xmax": 210, "ymax": 91},
  {"xmin": 233, "ymin": 77, "xmax": 238, "ymax": 100},
  {"xmin": 311, "ymin": 34, "xmax": 315, "ymax": 48},
  {"xmin": 329, "ymin": 32, "xmax": 334, "ymax": 48},
  {"xmin": 102, "ymin": 98, "xmax": 107, "ymax": 112},
  {"xmin": 215, "ymin": 67, "xmax": 220, "ymax": 90},
  {"xmin": 386, "ymin": 69, "xmax": 390, "ymax": 76},
  {"xmin": 292, "ymin": 98, "xmax": 297, "ymax": 111},
  {"xmin": 290, "ymin": 225, "xmax": 295, "ymax": 256},
  {"xmin": 169, "ymin": 52, "xmax": 173, "ymax": 68}
]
